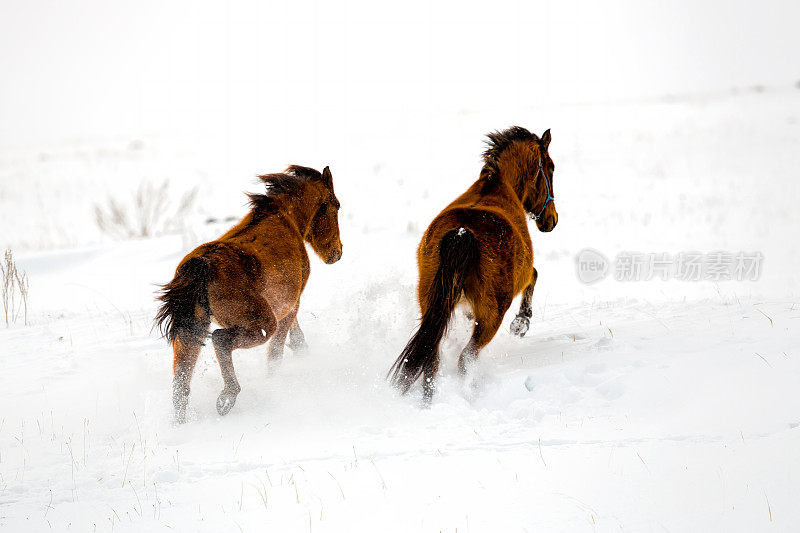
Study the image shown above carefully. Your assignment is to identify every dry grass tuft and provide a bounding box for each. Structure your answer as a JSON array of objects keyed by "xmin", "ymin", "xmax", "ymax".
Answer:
[{"xmin": 1, "ymin": 249, "xmax": 30, "ymax": 327}]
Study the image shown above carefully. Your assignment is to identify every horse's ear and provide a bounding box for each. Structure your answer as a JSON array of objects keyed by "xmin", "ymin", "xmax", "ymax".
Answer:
[
  {"xmin": 321, "ymin": 166, "xmax": 332, "ymax": 187},
  {"xmin": 541, "ymin": 129, "xmax": 551, "ymax": 150}
]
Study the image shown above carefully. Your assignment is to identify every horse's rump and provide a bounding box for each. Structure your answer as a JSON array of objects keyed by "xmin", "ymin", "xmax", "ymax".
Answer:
[
  {"xmin": 389, "ymin": 226, "xmax": 480, "ymax": 391},
  {"xmin": 420, "ymin": 206, "xmax": 529, "ymax": 297},
  {"xmin": 155, "ymin": 256, "xmax": 213, "ymax": 346}
]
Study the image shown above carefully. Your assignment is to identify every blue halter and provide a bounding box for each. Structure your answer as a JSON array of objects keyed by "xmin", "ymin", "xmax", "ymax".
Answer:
[{"xmin": 533, "ymin": 158, "xmax": 554, "ymax": 220}]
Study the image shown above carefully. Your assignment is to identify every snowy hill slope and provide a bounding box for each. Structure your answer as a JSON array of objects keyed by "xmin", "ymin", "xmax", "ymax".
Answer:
[{"xmin": 1, "ymin": 88, "xmax": 800, "ymax": 531}]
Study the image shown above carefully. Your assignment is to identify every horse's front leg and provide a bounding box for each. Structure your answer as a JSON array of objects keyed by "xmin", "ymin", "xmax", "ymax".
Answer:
[
  {"xmin": 510, "ymin": 267, "xmax": 537, "ymax": 337},
  {"xmin": 288, "ymin": 318, "xmax": 308, "ymax": 354},
  {"xmin": 267, "ymin": 305, "xmax": 299, "ymax": 363}
]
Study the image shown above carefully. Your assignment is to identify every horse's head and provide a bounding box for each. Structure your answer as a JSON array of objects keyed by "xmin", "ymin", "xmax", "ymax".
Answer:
[
  {"xmin": 485, "ymin": 126, "xmax": 558, "ymax": 232},
  {"xmin": 307, "ymin": 166, "xmax": 343, "ymax": 264},
  {"xmin": 524, "ymin": 129, "xmax": 558, "ymax": 232},
  {"xmin": 508, "ymin": 129, "xmax": 557, "ymax": 232}
]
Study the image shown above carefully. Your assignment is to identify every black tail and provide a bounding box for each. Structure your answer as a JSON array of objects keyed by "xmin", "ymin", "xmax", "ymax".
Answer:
[
  {"xmin": 389, "ymin": 227, "xmax": 479, "ymax": 393},
  {"xmin": 154, "ymin": 256, "xmax": 212, "ymax": 346}
]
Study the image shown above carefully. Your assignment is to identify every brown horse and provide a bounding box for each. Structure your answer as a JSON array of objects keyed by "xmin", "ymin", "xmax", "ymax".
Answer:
[
  {"xmin": 155, "ymin": 165, "xmax": 342, "ymax": 422},
  {"xmin": 389, "ymin": 127, "xmax": 557, "ymax": 401}
]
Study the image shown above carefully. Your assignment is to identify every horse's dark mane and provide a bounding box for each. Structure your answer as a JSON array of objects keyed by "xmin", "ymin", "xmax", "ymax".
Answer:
[
  {"xmin": 480, "ymin": 127, "xmax": 539, "ymax": 185},
  {"xmin": 248, "ymin": 165, "xmax": 322, "ymax": 219},
  {"xmin": 482, "ymin": 126, "xmax": 538, "ymax": 164}
]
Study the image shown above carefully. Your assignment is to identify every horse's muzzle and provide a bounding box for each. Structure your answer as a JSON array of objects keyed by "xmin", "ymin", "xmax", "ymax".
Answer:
[
  {"xmin": 536, "ymin": 212, "xmax": 558, "ymax": 232},
  {"xmin": 326, "ymin": 247, "xmax": 342, "ymax": 264}
]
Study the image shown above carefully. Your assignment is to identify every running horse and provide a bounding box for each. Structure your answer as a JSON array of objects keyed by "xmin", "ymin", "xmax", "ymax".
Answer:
[
  {"xmin": 389, "ymin": 127, "xmax": 557, "ymax": 401},
  {"xmin": 156, "ymin": 165, "xmax": 342, "ymax": 422}
]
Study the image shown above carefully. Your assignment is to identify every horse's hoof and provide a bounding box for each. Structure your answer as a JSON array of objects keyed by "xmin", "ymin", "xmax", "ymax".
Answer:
[
  {"xmin": 421, "ymin": 381, "xmax": 435, "ymax": 408},
  {"xmin": 216, "ymin": 392, "xmax": 237, "ymax": 416},
  {"xmin": 510, "ymin": 315, "xmax": 530, "ymax": 337},
  {"xmin": 267, "ymin": 354, "xmax": 284, "ymax": 375},
  {"xmin": 420, "ymin": 394, "xmax": 433, "ymax": 409},
  {"xmin": 289, "ymin": 341, "xmax": 308, "ymax": 355}
]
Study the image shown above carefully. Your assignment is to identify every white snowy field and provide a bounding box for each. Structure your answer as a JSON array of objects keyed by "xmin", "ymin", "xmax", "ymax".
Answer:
[{"xmin": 1, "ymin": 84, "xmax": 799, "ymax": 532}]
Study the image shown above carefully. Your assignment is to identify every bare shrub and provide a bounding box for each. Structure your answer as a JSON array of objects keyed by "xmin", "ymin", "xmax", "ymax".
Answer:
[
  {"xmin": 94, "ymin": 180, "xmax": 198, "ymax": 239},
  {"xmin": 133, "ymin": 181, "xmax": 169, "ymax": 237},
  {"xmin": 1, "ymin": 249, "xmax": 29, "ymax": 327},
  {"xmin": 94, "ymin": 197, "xmax": 133, "ymax": 239},
  {"xmin": 1, "ymin": 250, "xmax": 13, "ymax": 326}
]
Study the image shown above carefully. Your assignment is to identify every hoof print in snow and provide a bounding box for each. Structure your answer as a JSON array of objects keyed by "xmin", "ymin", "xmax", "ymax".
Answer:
[
  {"xmin": 524, "ymin": 376, "xmax": 536, "ymax": 391},
  {"xmin": 510, "ymin": 315, "xmax": 530, "ymax": 337},
  {"xmin": 216, "ymin": 393, "xmax": 237, "ymax": 416}
]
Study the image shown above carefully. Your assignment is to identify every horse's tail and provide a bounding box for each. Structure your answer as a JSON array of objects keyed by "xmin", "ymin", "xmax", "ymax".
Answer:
[
  {"xmin": 154, "ymin": 256, "xmax": 212, "ymax": 346},
  {"xmin": 389, "ymin": 227, "xmax": 479, "ymax": 393}
]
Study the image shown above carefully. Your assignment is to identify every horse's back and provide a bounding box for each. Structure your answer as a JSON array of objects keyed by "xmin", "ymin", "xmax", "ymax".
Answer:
[
  {"xmin": 177, "ymin": 241, "xmax": 260, "ymax": 283},
  {"xmin": 179, "ymin": 218, "xmax": 309, "ymax": 322}
]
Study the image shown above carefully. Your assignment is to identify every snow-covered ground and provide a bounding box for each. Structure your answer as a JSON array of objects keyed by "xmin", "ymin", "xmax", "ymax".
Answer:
[{"xmin": 1, "ymin": 84, "xmax": 799, "ymax": 531}]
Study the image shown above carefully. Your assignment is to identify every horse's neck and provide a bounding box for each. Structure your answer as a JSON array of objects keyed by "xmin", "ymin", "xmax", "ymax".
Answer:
[
  {"xmin": 458, "ymin": 168, "xmax": 516, "ymax": 210},
  {"xmin": 282, "ymin": 191, "xmax": 321, "ymax": 237},
  {"xmin": 480, "ymin": 165, "xmax": 524, "ymax": 203},
  {"xmin": 495, "ymin": 154, "xmax": 538, "ymax": 202}
]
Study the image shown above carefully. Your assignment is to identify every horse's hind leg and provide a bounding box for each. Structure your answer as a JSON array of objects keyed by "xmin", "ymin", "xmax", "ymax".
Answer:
[
  {"xmin": 510, "ymin": 267, "xmax": 538, "ymax": 337},
  {"xmin": 458, "ymin": 294, "xmax": 511, "ymax": 375},
  {"xmin": 173, "ymin": 337, "xmax": 204, "ymax": 424},
  {"xmin": 421, "ymin": 356, "xmax": 440, "ymax": 406},
  {"xmin": 211, "ymin": 306, "xmax": 277, "ymax": 416}
]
